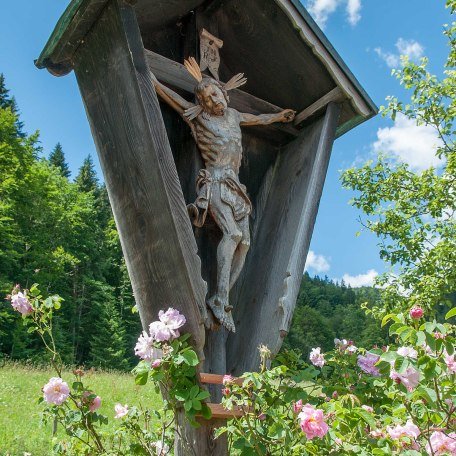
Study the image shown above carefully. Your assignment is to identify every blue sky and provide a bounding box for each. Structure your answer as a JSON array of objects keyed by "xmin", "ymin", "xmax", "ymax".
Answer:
[{"xmin": 0, "ymin": 1, "xmax": 451, "ymax": 286}]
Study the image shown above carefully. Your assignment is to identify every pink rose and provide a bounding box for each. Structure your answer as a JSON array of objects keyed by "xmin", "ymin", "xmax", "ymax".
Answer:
[
  {"xmin": 152, "ymin": 359, "xmax": 162, "ymax": 369},
  {"xmin": 444, "ymin": 352, "xmax": 456, "ymax": 374},
  {"xmin": 425, "ymin": 431, "xmax": 456, "ymax": 455},
  {"xmin": 298, "ymin": 404, "xmax": 329, "ymax": 440},
  {"xmin": 89, "ymin": 395, "xmax": 102, "ymax": 412},
  {"xmin": 149, "ymin": 308, "xmax": 186, "ymax": 342},
  {"xmin": 222, "ymin": 375, "xmax": 234, "ymax": 385},
  {"xmin": 43, "ymin": 377, "xmax": 70, "ymax": 405},
  {"xmin": 397, "ymin": 346, "xmax": 418, "ymax": 359},
  {"xmin": 134, "ymin": 331, "xmax": 155, "ymax": 361},
  {"xmin": 81, "ymin": 391, "xmax": 102, "ymax": 412},
  {"xmin": 357, "ymin": 352, "xmax": 380, "ymax": 376},
  {"xmin": 409, "ymin": 306, "xmax": 423, "ymax": 319},
  {"xmin": 114, "ymin": 403, "xmax": 129, "ymax": 418},
  {"xmin": 387, "ymin": 420, "xmax": 420, "ymax": 440},
  {"xmin": 293, "ymin": 399, "xmax": 303, "ymax": 413},
  {"xmin": 309, "ymin": 347, "xmax": 325, "ymax": 368},
  {"xmin": 390, "ymin": 366, "xmax": 420, "ymax": 391},
  {"xmin": 10, "ymin": 291, "xmax": 33, "ymax": 316}
]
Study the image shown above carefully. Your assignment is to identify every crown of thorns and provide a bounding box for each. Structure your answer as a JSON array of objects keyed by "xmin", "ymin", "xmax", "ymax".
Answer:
[
  {"xmin": 184, "ymin": 57, "xmax": 247, "ymax": 90},
  {"xmin": 183, "ymin": 57, "xmax": 247, "ymax": 120}
]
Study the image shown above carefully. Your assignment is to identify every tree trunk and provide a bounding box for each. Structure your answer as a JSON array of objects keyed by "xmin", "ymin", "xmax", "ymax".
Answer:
[{"xmin": 175, "ymin": 410, "xmax": 228, "ymax": 456}]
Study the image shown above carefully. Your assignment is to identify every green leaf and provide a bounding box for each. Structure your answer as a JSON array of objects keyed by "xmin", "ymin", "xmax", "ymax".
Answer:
[
  {"xmin": 189, "ymin": 384, "xmax": 199, "ymax": 398},
  {"xmin": 380, "ymin": 351, "xmax": 397, "ymax": 363},
  {"xmin": 135, "ymin": 371, "xmax": 149, "ymax": 386},
  {"xmin": 181, "ymin": 350, "xmax": 199, "ymax": 367},
  {"xmin": 200, "ymin": 403, "xmax": 212, "ymax": 420},
  {"xmin": 445, "ymin": 307, "xmax": 456, "ymax": 320},
  {"xmin": 196, "ymin": 390, "xmax": 210, "ymax": 401},
  {"xmin": 445, "ymin": 340, "xmax": 454, "ymax": 356},
  {"xmin": 356, "ymin": 409, "xmax": 376, "ymax": 427},
  {"xmin": 381, "ymin": 313, "xmax": 399, "ymax": 327},
  {"xmin": 184, "ymin": 400, "xmax": 193, "ymax": 412},
  {"xmin": 416, "ymin": 331, "xmax": 426, "ymax": 346},
  {"xmin": 72, "ymin": 381, "xmax": 84, "ymax": 392},
  {"xmin": 192, "ymin": 399, "xmax": 202, "ymax": 411}
]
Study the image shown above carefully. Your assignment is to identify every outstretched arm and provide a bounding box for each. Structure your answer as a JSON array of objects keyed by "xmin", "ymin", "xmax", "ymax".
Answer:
[
  {"xmin": 240, "ymin": 109, "xmax": 295, "ymax": 126},
  {"xmin": 151, "ymin": 73, "xmax": 193, "ymax": 115}
]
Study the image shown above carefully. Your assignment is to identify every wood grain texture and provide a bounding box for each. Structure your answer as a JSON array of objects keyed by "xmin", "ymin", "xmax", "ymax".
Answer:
[
  {"xmin": 205, "ymin": 403, "xmax": 245, "ymax": 418},
  {"xmin": 175, "ymin": 410, "xmax": 227, "ymax": 456},
  {"xmin": 227, "ymin": 103, "xmax": 341, "ymax": 375},
  {"xmin": 294, "ymin": 87, "xmax": 344, "ymax": 126},
  {"xmin": 199, "ymin": 373, "xmax": 243, "ymax": 386},
  {"xmin": 72, "ymin": 0, "xmax": 207, "ymax": 357}
]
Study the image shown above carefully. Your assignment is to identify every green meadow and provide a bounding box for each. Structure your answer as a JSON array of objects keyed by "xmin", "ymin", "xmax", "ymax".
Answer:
[{"xmin": 0, "ymin": 362, "xmax": 161, "ymax": 456}]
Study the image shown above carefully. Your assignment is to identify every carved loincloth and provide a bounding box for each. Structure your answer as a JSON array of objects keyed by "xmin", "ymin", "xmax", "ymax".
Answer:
[{"xmin": 189, "ymin": 169, "xmax": 252, "ymax": 227}]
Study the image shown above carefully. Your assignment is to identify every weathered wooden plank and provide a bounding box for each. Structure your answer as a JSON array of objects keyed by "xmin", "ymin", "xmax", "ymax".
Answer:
[
  {"xmin": 144, "ymin": 49, "xmax": 300, "ymax": 139},
  {"xmin": 205, "ymin": 403, "xmax": 245, "ymax": 419},
  {"xmin": 199, "ymin": 373, "xmax": 243, "ymax": 386},
  {"xmin": 72, "ymin": 0, "xmax": 207, "ymax": 357},
  {"xmin": 294, "ymin": 87, "xmax": 344, "ymax": 125},
  {"xmin": 227, "ymin": 103, "xmax": 341, "ymax": 375},
  {"xmin": 134, "ymin": 0, "xmax": 205, "ymax": 29},
  {"xmin": 37, "ymin": 0, "xmax": 109, "ymax": 76},
  {"xmin": 176, "ymin": 410, "xmax": 227, "ymax": 456}
]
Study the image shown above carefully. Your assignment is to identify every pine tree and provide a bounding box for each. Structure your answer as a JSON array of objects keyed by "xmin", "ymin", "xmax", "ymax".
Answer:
[
  {"xmin": 90, "ymin": 298, "xmax": 129, "ymax": 370},
  {"xmin": 49, "ymin": 142, "xmax": 71, "ymax": 178},
  {"xmin": 75, "ymin": 155, "xmax": 98, "ymax": 192},
  {"xmin": 0, "ymin": 74, "xmax": 24, "ymax": 136}
]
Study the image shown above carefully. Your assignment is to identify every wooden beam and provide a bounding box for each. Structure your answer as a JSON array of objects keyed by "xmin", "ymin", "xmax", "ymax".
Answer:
[
  {"xmin": 294, "ymin": 87, "xmax": 344, "ymax": 126},
  {"xmin": 73, "ymin": 0, "xmax": 207, "ymax": 358},
  {"xmin": 227, "ymin": 103, "xmax": 341, "ymax": 374},
  {"xmin": 144, "ymin": 49, "xmax": 300, "ymax": 138},
  {"xmin": 204, "ymin": 403, "xmax": 245, "ymax": 419},
  {"xmin": 199, "ymin": 373, "xmax": 243, "ymax": 386}
]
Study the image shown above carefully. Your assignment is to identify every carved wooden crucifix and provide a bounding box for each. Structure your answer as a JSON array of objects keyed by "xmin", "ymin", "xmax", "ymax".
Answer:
[{"xmin": 151, "ymin": 31, "xmax": 295, "ymax": 332}]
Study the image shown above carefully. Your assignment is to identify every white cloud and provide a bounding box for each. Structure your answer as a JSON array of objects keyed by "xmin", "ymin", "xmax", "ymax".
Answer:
[
  {"xmin": 346, "ymin": 0, "xmax": 362, "ymax": 26},
  {"xmin": 307, "ymin": 0, "xmax": 339, "ymax": 28},
  {"xmin": 307, "ymin": 0, "xmax": 362, "ymax": 28},
  {"xmin": 305, "ymin": 250, "xmax": 331, "ymax": 273},
  {"xmin": 340, "ymin": 269, "xmax": 378, "ymax": 287},
  {"xmin": 374, "ymin": 48, "xmax": 400, "ymax": 68},
  {"xmin": 375, "ymin": 38, "xmax": 424, "ymax": 68},
  {"xmin": 396, "ymin": 38, "xmax": 424, "ymax": 60},
  {"xmin": 373, "ymin": 113, "xmax": 444, "ymax": 171}
]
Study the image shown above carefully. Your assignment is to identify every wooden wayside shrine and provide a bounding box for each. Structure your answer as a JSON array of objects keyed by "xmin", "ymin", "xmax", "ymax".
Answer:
[{"xmin": 36, "ymin": 1, "xmax": 376, "ymax": 454}]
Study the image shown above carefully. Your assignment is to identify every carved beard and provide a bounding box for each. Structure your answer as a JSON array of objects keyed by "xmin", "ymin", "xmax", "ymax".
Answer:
[{"xmin": 200, "ymin": 102, "xmax": 226, "ymax": 119}]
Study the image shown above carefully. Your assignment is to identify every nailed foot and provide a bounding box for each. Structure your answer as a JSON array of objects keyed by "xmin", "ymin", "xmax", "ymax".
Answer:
[{"xmin": 207, "ymin": 295, "xmax": 235, "ymax": 332}]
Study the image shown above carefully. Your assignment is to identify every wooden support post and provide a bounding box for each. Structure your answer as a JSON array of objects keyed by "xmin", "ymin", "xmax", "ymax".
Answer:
[{"xmin": 228, "ymin": 103, "xmax": 341, "ymax": 374}]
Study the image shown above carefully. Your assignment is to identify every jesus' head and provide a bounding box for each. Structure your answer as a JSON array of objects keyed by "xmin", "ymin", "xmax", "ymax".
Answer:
[{"xmin": 195, "ymin": 78, "xmax": 228, "ymax": 116}]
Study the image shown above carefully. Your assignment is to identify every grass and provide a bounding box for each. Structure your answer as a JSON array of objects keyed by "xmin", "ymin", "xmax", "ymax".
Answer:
[{"xmin": 0, "ymin": 361, "xmax": 161, "ymax": 456}]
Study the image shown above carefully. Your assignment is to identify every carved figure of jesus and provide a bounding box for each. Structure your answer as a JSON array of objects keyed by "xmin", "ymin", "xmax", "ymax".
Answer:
[{"xmin": 152, "ymin": 58, "xmax": 295, "ymax": 331}]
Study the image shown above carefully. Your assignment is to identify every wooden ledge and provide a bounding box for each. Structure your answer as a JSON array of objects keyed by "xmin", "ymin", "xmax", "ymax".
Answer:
[
  {"xmin": 199, "ymin": 373, "xmax": 243, "ymax": 386},
  {"xmin": 206, "ymin": 403, "xmax": 245, "ymax": 419}
]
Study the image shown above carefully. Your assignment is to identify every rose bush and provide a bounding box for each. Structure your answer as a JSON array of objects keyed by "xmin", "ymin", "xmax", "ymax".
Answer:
[{"xmin": 5, "ymin": 275, "xmax": 456, "ymax": 456}]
